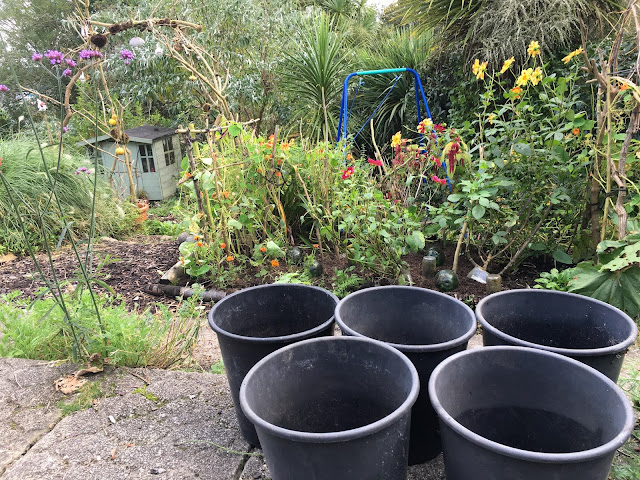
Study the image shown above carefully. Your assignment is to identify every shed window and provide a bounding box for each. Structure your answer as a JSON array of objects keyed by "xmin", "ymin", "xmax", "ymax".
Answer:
[
  {"xmin": 163, "ymin": 136, "xmax": 176, "ymax": 166},
  {"xmin": 139, "ymin": 144, "xmax": 155, "ymax": 173}
]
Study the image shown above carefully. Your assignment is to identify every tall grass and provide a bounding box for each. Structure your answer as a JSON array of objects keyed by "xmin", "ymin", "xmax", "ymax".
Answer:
[{"xmin": 0, "ymin": 138, "xmax": 132, "ymax": 254}]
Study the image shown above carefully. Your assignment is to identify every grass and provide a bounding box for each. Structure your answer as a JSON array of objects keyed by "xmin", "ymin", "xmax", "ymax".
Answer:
[
  {"xmin": 0, "ymin": 138, "xmax": 136, "ymax": 255},
  {"xmin": 0, "ymin": 288, "xmax": 203, "ymax": 368}
]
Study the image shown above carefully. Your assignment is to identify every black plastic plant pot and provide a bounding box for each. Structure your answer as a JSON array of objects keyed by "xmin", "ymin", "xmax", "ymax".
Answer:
[
  {"xmin": 240, "ymin": 336, "xmax": 419, "ymax": 480},
  {"xmin": 208, "ymin": 284, "xmax": 338, "ymax": 447},
  {"xmin": 476, "ymin": 289, "xmax": 637, "ymax": 381},
  {"xmin": 428, "ymin": 346, "xmax": 634, "ymax": 480},
  {"xmin": 335, "ymin": 286, "xmax": 476, "ymax": 465}
]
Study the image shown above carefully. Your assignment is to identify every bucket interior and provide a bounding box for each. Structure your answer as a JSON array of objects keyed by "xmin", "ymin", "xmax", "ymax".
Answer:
[
  {"xmin": 337, "ymin": 288, "xmax": 475, "ymax": 346},
  {"xmin": 212, "ymin": 285, "xmax": 336, "ymax": 338},
  {"xmin": 478, "ymin": 291, "xmax": 633, "ymax": 350},
  {"xmin": 243, "ymin": 339, "xmax": 415, "ymax": 433},
  {"xmin": 432, "ymin": 349, "xmax": 630, "ymax": 454}
]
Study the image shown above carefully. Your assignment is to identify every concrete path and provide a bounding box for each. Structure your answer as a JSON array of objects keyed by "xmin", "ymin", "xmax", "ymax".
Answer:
[{"xmin": 0, "ymin": 357, "xmax": 446, "ymax": 479}]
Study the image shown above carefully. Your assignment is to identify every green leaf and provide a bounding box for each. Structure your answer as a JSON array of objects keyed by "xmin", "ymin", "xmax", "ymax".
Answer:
[
  {"xmin": 600, "ymin": 242, "xmax": 640, "ymax": 271},
  {"xmin": 194, "ymin": 265, "xmax": 211, "ymax": 276},
  {"xmin": 472, "ymin": 205, "xmax": 486, "ymax": 220},
  {"xmin": 512, "ymin": 142, "xmax": 532, "ymax": 157},
  {"xmin": 447, "ymin": 194, "xmax": 463, "ymax": 202},
  {"xmin": 228, "ymin": 219, "xmax": 243, "ymax": 230},
  {"xmin": 266, "ymin": 240, "xmax": 285, "ymax": 258},
  {"xmin": 405, "ymin": 230, "xmax": 425, "ymax": 252},
  {"xmin": 569, "ymin": 262, "xmax": 640, "ymax": 318},
  {"xmin": 552, "ymin": 248, "xmax": 573, "ymax": 265},
  {"xmin": 479, "ymin": 197, "xmax": 490, "ymax": 207},
  {"xmin": 227, "ymin": 123, "xmax": 243, "ymax": 138},
  {"xmin": 553, "ymin": 131, "xmax": 564, "ymax": 142}
]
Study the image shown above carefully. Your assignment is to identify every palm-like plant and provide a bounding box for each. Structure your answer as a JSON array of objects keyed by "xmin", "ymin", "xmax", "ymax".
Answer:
[
  {"xmin": 396, "ymin": 0, "xmax": 625, "ymax": 65},
  {"xmin": 282, "ymin": 13, "xmax": 350, "ymax": 142},
  {"xmin": 349, "ymin": 28, "xmax": 433, "ymax": 150}
]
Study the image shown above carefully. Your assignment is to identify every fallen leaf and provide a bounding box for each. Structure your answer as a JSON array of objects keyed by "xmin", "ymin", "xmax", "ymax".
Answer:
[
  {"xmin": 55, "ymin": 375, "xmax": 87, "ymax": 394},
  {"xmin": 111, "ymin": 447, "xmax": 116, "ymax": 460},
  {"xmin": 0, "ymin": 253, "xmax": 17, "ymax": 264},
  {"xmin": 74, "ymin": 365, "xmax": 103, "ymax": 377}
]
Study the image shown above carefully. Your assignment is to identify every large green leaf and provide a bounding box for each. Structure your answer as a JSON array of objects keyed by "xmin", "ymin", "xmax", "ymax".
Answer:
[
  {"xmin": 405, "ymin": 230, "xmax": 425, "ymax": 252},
  {"xmin": 568, "ymin": 261, "xmax": 640, "ymax": 318}
]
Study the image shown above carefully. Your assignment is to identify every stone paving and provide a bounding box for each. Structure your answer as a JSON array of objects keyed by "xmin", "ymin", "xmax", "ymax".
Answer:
[{"xmin": 0, "ymin": 357, "xmax": 446, "ymax": 480}]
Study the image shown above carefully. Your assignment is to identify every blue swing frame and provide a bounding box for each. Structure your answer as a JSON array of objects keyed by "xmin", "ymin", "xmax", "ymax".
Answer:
[
  {"xmin": 336, "ymin": 67, "xmax": 452, "ymax": 190},
  {"xmin": 336, "ymin": 67, "xmax": 432, "ymax": 144}
]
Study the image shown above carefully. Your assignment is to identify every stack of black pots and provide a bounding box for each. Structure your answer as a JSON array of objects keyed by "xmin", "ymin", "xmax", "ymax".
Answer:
[{"xmin": 209, "ymin": 284, "xmax": 637, "ymax": 480}]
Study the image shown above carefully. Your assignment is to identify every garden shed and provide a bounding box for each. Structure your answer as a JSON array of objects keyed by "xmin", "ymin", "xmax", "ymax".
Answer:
[{"xmin": 79, "ymin": 125, "xmax": 181, "ymax": 201}]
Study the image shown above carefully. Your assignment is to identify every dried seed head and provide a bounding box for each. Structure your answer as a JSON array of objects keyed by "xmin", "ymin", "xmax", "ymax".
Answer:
[{"xmin": 90, "ymin": 34, "xmax": 108, "ymax": 48}]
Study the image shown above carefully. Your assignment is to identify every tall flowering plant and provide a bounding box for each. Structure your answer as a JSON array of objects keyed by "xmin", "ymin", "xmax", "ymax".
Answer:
[
  {"xmin": 375, "ymin": 119, "xmax": 470, "ymax": 206},
  {"xmin": 442, "ymin": 40, "xmax": 595, "ymax": 274}
]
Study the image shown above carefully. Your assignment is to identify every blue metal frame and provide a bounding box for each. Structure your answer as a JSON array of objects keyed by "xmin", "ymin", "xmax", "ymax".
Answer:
[{"xmin": 336, "ymin": 67, "xmax": 432, "ymax": 144}]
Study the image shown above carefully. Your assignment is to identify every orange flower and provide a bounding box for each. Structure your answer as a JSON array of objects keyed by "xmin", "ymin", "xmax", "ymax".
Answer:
[
  {"xmin": 196, "ymin": 241, "xmax": 204, "ymax": 247},
  {"xmin": 346, "ymin": 153, "xmax": 353, "ymax": 161},
  {"xmin": 260, "ymin": 246, "xmax": 266, "ymax": 253},
  {"xmin": 572, "ymin": 127, "xmax": 580, "ymax": 135},
  {"xmin": 265, "ymin": 154, "xmax": 273, "ymax": 160},
  {"xmin": 223, "ymin": 191, "xmax": 229, "ymax": 199},
  {"xmin": 226, "ymin": 255, "xmax": 234, "ymax": 262},
  {"xmin": 621, "ymin": 83, "xmax": 629, "ymax": 91},
  {"xmin": 220, "ymin": 242, "xmax": 227, "ymax": 249},
  {"xmin": 185, "ymin": 171, "xmax": 191, "ymax": 178},
  {"xmin": 194, "ymin": 235, "xmax": 201, "ymax": 241},
  {"xmin": 271, "ymin": 259, "xmax": 279, "ymax": 267},
  {"xmin": 277, "ymin": 158, "xmax": 282, "ymax": 165},
  {"xmin": 313, "ymin": 244, "xmax": 319, "ymax": 249},
  {"xmin": 510, "ymin": 86, "xmax": 522, "ymax": 99},
  {"xmin": 280, "ymin": 141, "xmax": 291, "ymax": 151},
  {"xmin": 179, "ymin": 256, "xmax": 185, "ymax": 265},
  {"xmin": 275, "ymin": 171, "xmax": 281, "ymax": 177}
]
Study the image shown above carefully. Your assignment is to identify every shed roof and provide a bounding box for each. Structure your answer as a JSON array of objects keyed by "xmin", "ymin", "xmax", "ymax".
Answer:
[{"xmin": 76, "ymin": 125, "xmax": 176, "ymax": 146}]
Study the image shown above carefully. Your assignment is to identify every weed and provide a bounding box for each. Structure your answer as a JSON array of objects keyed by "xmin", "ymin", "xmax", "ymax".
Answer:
[
  {"xmin": 331, "ymin": 267, "xmax": 365, "ymax": 298},
  {"xmin": 210, "ymin": 360, "xmax": 225, "ymax": 374},
  {"xmin": 132, "ymin": 385, "xmax": 162, "ymax": 403},
  {"xmin": 56, "ymin": 381, "xmax": 104, "ymax": 417}
]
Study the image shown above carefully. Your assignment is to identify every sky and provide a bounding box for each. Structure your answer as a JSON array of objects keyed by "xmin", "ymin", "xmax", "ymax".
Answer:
[{"xmin": 367, "ymin": 0, "xmax": 396, "ymax": 11}]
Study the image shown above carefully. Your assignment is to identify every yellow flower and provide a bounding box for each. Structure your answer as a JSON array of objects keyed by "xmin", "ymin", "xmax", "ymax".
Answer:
[
  {"xmin": 488, "ymin": 114, "xmax": 496, "ymax": 125},
  {"xmin": 562, "ymin": 47, "xmax": 584, "ymax": 64},
  {"xmin": 391, "ymin": 132, "xmax": 402, "ymax": 147},
  {"xmin": 527, "ymin": 41, "xmax": 541, "ymax": 57},
  {"xmin": 472, "ymin": 59, "xmax": 488, "ymax": 80},
  {"xmin": 530, "ymin": 67, "xmax": 543, "ymax": 86},
  {"xmin": 516, "ymin": 68, "xmax": 533, "ymax": 87},
  {"xmin": 499, "ymin": 57, "xmax": 515, "ymax": 74}
]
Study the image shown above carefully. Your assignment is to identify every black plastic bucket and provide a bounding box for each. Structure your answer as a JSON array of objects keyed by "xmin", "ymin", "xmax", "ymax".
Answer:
[
  {"xmin": 240, "ymin": 336, "xmax": 419, "ymax": 480},
  {"xmin": 208, "ymin": 284, "xmax": 338, "ymax": 446},
  {"xmin": 429, "ymin": 346, "xmax": 634, "ymax": 480},
  {"xmin": 335, "ymin": 286, "xmax": 476, "ymax": 464},
  {"xmin": 476, "ymin": 289, "xmax": 637, "ymax": 381}
]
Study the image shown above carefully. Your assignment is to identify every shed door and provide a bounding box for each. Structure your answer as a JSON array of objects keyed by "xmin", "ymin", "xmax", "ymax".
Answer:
[{"xmin": 136, "ymin": 144, "xmax": 163, "ymax": 200}]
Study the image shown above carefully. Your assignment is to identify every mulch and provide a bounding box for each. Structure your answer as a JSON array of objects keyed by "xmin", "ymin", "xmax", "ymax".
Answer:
[{"xmin": 0, "ymin": 236, "xmax": 550, "ymax": 311}]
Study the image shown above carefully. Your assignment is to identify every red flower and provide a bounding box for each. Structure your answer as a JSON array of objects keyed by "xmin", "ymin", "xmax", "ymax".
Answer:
[
  {"xmin": 341, "ymin": 166, "xmax": 354, "ymax": 180},
  {"xmin": 434, "ymin": 124, "xmax": 446, "ymax": 133},
  {"xmin": 367, "ymin": 157, "xmax": 382, "ymax": 166},
  {"xmin": 431, "ymin": 175, "xmax": 447, "ymax": 186}
]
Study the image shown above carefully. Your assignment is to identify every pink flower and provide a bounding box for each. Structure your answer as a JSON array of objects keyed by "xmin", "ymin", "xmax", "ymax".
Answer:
[
  {"xmin": 367, "ymin": 157, "xmax": 382, "ymax": 166},
  {"xmin": 341, "ymin": 166, "xmax": 354, "ymax": 180},
  {"xmin": 32, "ymin": 52, "xmax": 43, "ymax": 62},
  {"xmin": 431, "ymin": 175, "xmax": 447, "ymax": 186},
  {"xmin": 65, "ymin": 58, "xmax": 77, "ymax": 68},
  {"xmin": 0, "ymin": 84, "xmax": 8, "ymax": 92},
  {"xmin": 44, "ymin": 50, "xmax": 64, "ymax": 65},
  {"xmin": 62, "ymin": 69, "xmax": 72, "ymax": 77}
]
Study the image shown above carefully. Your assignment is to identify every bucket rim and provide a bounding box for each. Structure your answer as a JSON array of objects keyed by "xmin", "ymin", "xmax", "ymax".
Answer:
[
  {"xmin": 208, "ymin": 283, "xmax": 338, "ymax": 343},
  {"xmin": 475, "ymin": 289, "xmax": 638, "ymax": 356},
  {"xmin": 335, "ymin": 285, "xmax": 477, "ymax": 352},
  {"xmin": 428, "ymin": 345, "xmax": 635, "ymax": 463},
  {"xmin": 240, "ymin": 336, "xmax": 420, "ymax": 444}
]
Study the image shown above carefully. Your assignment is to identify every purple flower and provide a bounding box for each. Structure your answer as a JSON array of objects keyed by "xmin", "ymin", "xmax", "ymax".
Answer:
[
  {"xmin": 32, "ymin": 52, "xmax": 43, "ymax": 62},
  {"xmin": 63, "ymin": 126, "xmax": 68, "ymax": 133},
  {"xmin": 0, "ymin": 85, "xmax": 8, "ymax": 92},
  {"xmin": 79, "ymin": 49, "xmax": 104, "ymax": 60},
  {"xmin": 45, "ymin": 50, "xmax": 64, "ymax": 65},
  {"xmin": 65, "ymin": 58, "xmax": 77, "ymax": 68},
  {"xmin": 74, "ymin": 166, "xmax": 91, "ymax": 175},
  {"xmin": 120, "ymin": 49, "xmax": 134, "ymax": 65},
  {"xmin": 62, "ymin": 68, "xmax": 72, "ymax": 77}
]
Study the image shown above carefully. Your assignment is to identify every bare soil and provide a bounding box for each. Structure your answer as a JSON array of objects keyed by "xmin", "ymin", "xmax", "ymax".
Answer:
[{"xmin": 0, "ymin": 236, "xmax": 551, "ymax": 369}]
